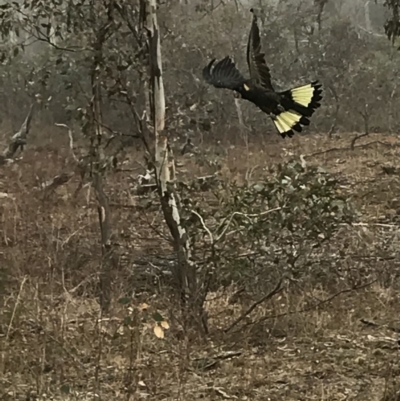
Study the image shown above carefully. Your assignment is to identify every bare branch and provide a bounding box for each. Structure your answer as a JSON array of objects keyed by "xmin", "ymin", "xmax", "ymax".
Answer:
[
  {"xmin": 191, "ymin": 210, "xmax": 214, "ymax": 244},
  {"xmin": 224, "ymin": 278, "xmax": 285, "ymax": 333},
  {"xmin": 243, "ymin": 279, "xmax": 378, "ymax": 331},
  {"xmin": 55, "ymin": 123, "xmax": 79, "ymax": 163}
]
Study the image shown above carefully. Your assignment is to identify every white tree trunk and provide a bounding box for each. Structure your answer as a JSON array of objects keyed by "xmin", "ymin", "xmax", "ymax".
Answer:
[{"xmin": 146, "ymin": 0, "xmax": 204, "ymax": 328}]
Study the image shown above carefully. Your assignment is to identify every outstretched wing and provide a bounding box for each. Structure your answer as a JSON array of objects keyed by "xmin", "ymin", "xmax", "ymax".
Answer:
[
  {"xmin": 247, "ymin": 10, "xmax": 274, "ymax": 91},
  {"xmin": 202, "ymin": 56, "xmax": 246, "ymax": 91}
]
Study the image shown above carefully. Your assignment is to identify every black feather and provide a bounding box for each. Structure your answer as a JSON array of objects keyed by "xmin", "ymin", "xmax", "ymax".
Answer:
[{"xmin": 202, "ymin": 56, "xmax": 246, "ymax": 91}]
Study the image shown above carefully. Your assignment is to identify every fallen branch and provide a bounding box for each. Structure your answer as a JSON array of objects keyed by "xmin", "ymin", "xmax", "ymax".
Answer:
[
  {"xmin": 341, "ymin": 222, "xmax": 398, "ymax": 229},
  {"xmin": 305, "ymin": 140, "xmax": 400, "ymax": 160},
  {"xmin": 361, "ymin": 318, "xmax": 400, "ymax": 334}
]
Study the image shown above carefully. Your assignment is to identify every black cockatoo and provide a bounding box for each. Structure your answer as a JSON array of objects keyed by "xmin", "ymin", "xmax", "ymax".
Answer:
[{"xmin": 202, "ymin": 9, "xmax": 323, "ymax": 138}]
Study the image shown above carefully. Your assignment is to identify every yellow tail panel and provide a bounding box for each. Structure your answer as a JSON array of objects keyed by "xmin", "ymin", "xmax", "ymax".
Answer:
[
  {"xmin": 290, "ymin": 84, "xmax": 316, "ymax": 107},
  {"xmin": 273, "ymin": 110, "xmax": 302, "ymax": 135}
]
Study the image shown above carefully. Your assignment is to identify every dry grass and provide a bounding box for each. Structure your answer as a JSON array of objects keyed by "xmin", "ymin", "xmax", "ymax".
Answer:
[{"xmin": 1, "ymin": 131, "xmax": 400, "ymax": 401}]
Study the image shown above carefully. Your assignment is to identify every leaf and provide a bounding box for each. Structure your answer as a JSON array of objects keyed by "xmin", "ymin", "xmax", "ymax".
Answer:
[
  {"xmin": 152, "ymin": 312, "xmax": 164, "ymax": 322},
  {"xmin": 60, "ymin": 384, "xmax": 70, "ymax": 394},
  {"xmin": 65, "ymin": 104, "xmax": 77, "ymax": 111},
  {"xmin": 253, "ymin": 183, "xmax": 264, "ymax": 192},
  {"xmin": 160, "ymin": 320, "xmax": 170, "ymax": 329},
  {"xmin": 153, "ymin": 325, "xmax": 164, "ymax": 339},
  {"xmin": 118, "ymin": 297, "xmax": 131, "ymax": 305},
  {"xmin": 139, "ymin": 302, "xmax": 149, "ymax": 311}
]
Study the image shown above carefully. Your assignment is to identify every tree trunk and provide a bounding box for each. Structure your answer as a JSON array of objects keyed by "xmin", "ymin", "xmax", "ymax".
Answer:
[
  {"xmin": 90, "ymin": 19, "xmax": 115, "ymax": 314},
  {"xmin": 145, "ymin": 0, "xmax": 207, "ymax": 332}
]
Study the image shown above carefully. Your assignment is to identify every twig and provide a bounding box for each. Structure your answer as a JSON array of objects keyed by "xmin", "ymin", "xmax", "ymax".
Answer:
[
  {"xmin": 224, "ymin": 278, "xmax": 284, "ymax": 333},
  {"xmin": 388, "ymin": 82, "xmax": 398, "ymax": 132},
  {"xmin": 6, "ymin": 276, "xmax": 28, "ymax": 342},
  {"xmin": 242, "ymin": 279, "xmax": 377, "ymax": 330},
  {"xmin": 342, "ymin": 222, "xmax": 398, "ymax": 229},
  {"xmin": 39, "ymin": 172, "xmax": 74, "ymax": 192},
  {"xmin": 199, "ymin": 0, "xmax": 225, "ymax": 20},
  {"xmin": 350, "ymin": 131, "xmax": 370, "ymax": 150},
  {"xmin": 191, "ymin": 210, "xmax": 214, "ymax": 244},
  {"xmin": 305, "ymin": 146, "xmax": 348, "ymax": 159},
  {"xmin": 360, "ymin": 318, "xmax": 400, "ymax": 334},
  {"xmin": 55, "ymin": 123, "xmax": 79, "ymax": 162},
  {"xmin": 245, "ymin": 165, "xmax": 259, "ymax": 183},
  {"xmin": 327, "ymin": 85, "xmax": 340, "ymax": 138},
  {"xmin": 13, "ymin": 7, "xmax": 87, "ymax": 53},
  {"xmin": 351, "ymin": 104, "xmax": 369, "ymax": 150},
  {"xmin": 45, "ymin": 332, "xmax": 87, "ymax": 370},
  {"xmin": 304, "ymin": 140, "xmax": 400, "ymax": 159},
  {"xmin": 61, "ymin": 225, "xmax": 90, "ymax": 248},
  {"xmin": 216, "ymin": 207, "xmax": 282, "ymax": 243},
  {"xmin": 356, "ymin": 24, "xmax": 386, "ymax": 38},
  {"xmin": 213, "ymin": 387, "xmax": 237, "ymax": 399}
]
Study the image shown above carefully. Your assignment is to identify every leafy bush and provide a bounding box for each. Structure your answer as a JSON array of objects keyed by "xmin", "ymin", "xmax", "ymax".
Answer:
[
  {"xmin": 182, "ymin": 160, "xmax": 358, "ymax": 294},
  {"xmin": 225, "ymin": 161, "xmax": 354, "ymax": 241}
]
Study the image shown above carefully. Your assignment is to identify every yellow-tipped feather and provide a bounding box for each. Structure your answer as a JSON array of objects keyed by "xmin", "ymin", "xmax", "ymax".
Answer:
[
  {"xmin": 290, "ymin": 84, "xmax": 315, "ymax": 107},
  {"xmin": 274, "ymin": 110, "xmax": 302, "ymax": 134},
  {"xmin": 274, "ymin": 118, "xmax": 286, "ymax": 134}
]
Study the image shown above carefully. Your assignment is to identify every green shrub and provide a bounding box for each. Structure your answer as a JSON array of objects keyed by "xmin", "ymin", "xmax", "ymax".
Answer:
[{"xmin": 180, "ymin": 160, "xmax": 358, "ymax": 293}]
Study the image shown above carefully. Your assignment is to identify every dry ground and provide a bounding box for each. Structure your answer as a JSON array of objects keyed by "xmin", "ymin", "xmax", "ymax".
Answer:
[{"xmin": 1, "ymin": 131, "xmax": 400, "ymax": 401}]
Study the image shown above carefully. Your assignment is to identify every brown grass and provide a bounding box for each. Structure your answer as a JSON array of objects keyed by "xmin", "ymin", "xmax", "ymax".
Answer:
[{"xmin": 1, "ymin": 131, "xmax": 400, "ymax": 401}]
